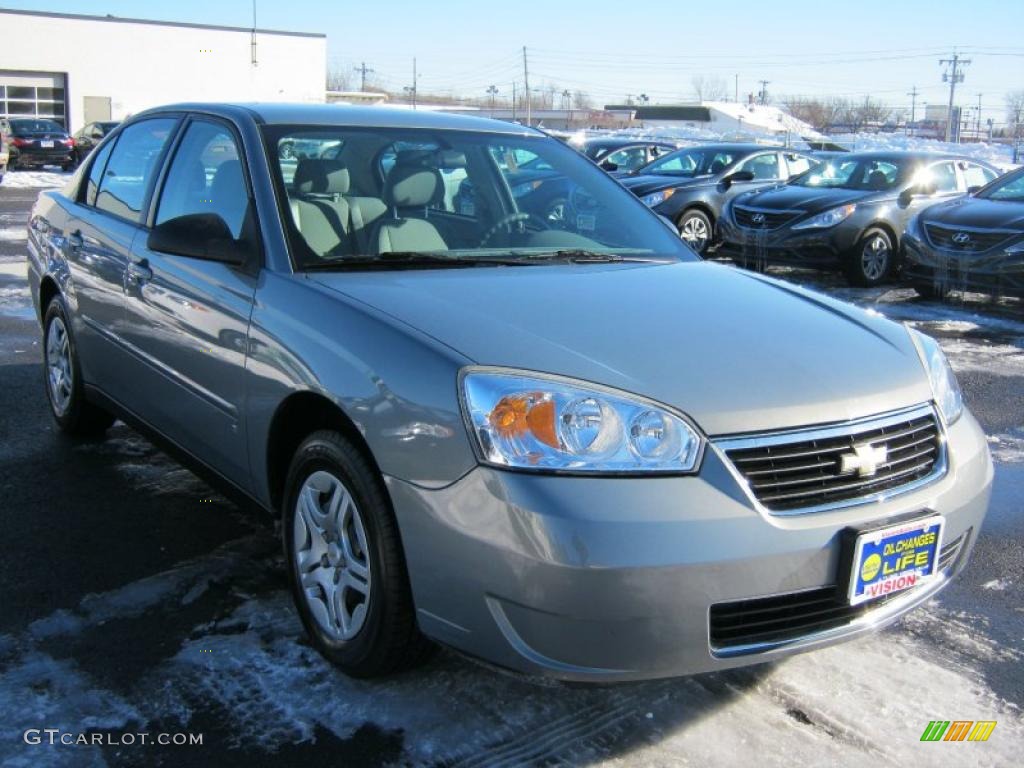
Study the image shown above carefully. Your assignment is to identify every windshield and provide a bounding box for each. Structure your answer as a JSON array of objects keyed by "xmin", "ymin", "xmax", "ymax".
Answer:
[
  {"xmin": 639, "ymin": 147, "xmax": 741, "ymax": 177},
  {"xmin": 10, "ymin": 119, "xmax": 65, "ymax": 134},
  {"xmin": 978, "ymin": 168, "xmax": 1024, "ymax": 202},
  {"xmin": 264, "ymin": 125, "xmax": 694, "ymax": 270},
  {"xmin": 791, "ymin": 157, "xmax": 908, "ymax": 191}
]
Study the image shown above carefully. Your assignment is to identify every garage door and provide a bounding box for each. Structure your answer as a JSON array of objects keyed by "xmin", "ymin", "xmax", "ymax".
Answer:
[{"xmin": 0, "ymin": 71, "xmax": 67, "ymax": 127}]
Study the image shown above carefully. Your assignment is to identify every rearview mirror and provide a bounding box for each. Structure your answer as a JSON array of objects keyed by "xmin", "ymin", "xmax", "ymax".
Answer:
[{"xmin": 147, "ymin": 213, "xmax": 247, "ymax": 265}]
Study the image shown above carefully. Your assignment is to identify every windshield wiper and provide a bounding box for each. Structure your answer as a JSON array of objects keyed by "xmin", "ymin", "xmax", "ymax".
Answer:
[
  {"xmin": 300, "ymin": 252, "xmax": 540, "ymax": 271},
  {"xmin": 519, "ymin": 250, "xmax": 670, "ymax": 264}
]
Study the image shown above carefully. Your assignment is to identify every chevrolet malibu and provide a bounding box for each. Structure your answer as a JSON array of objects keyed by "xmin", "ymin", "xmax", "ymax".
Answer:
[{"xmin": 27, "ymin": 104, "xmax": 992, "ymax": 681}]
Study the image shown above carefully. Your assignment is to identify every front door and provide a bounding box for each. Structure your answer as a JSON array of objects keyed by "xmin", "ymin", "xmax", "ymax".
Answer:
[{"xmin": 121, "ymin": 117, "xmax": 258, "ymax": 487}]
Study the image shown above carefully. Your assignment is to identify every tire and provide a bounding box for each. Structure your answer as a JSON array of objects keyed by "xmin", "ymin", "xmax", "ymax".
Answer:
[
  {"xmin": 912, "ymin": 280, "xmax": 951, "ymax": 301},
  {"xmin": 282, "ymin": 430, "xmax": 433, "ymax": 677},
  {"xmin": 62, "ymin": 162, "xmax": 75, "ymax": 172},
  {"xmin": 677, "ymin": 209, "xmax": 713, "ymax": 255},
  {"xmin": 42, "ymin": 296, "xmax": 115, "ymax": 436},
  {"xmin": 845, "ymin": 227, "xmax": 894, "ymax": 286}
]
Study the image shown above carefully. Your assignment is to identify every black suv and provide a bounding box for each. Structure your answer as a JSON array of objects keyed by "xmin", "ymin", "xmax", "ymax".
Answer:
[
  {"xmin": 1, "ymin": 117, "xmax": 75, "ymax": 171},
  {"xmin": 72, "ymin": 121, "xmax": 121, "ymax": 165}
]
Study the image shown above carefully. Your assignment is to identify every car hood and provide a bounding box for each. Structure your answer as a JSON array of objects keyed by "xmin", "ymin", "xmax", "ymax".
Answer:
[
  {"xmin": 921, "ymin": 195, "xmax": 1024, "ymax": 230},
  {"xmin": 619, "ymin": 174, "xmax": 711, "ymax": 196},
  {"xmin": 311, "ymin": 261, "xmax": 932, "ymax": 435},
  {"xmin": 737, "ymin": 184, "xmax": 878, "ymax": 214}
]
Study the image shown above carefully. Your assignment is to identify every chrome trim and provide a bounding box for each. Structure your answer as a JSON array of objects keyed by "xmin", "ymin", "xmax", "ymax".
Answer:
[{"xmin": 711, "ymin": 403, "xmax": 948, "ymax": 516}]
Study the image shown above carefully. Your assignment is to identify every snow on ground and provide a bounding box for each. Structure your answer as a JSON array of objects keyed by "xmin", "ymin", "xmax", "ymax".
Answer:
[{"xmin": 0, "ymin": 170, "xmax": 72, "ymax": 189}]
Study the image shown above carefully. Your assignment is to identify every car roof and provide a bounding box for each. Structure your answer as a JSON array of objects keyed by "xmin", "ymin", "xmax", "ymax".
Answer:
[
  {"xmin": 132, "ymin": 102, "xmax": 543, "ymax": 136},
  {"xmin": 667, "ymin": 142, "xmax": 788, "ymax": 154},
  {"xmin": 829, "ymin": 149, "xmax": 991, "ymax": 165},
  {"xmin": 581, "ymin": 137, "xmax": 674, "ymax": 149}
]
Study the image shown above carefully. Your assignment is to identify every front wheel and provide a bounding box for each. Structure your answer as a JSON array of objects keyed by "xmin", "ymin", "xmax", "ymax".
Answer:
[
  {"xmin": 42, "ymin": 297, "xmax": 115, "ymax": 436},
  {"xmin": 677, "ymin": 209, "xmax": 712, "ymax": 255},
  {"xmin": 845, "ymin": 227, "xmax": 894, "ymax": 286},
  {"xmin": 282, "ymin": 431, "xmax": 433, "ymax": 677}
]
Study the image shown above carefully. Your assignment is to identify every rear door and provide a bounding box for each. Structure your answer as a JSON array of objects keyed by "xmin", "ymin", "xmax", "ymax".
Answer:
[
  {"xmin": 62, "ymin": 117, "xmax": 178, "ymax": 400},
  {"xmin": 121, "ymin": 116, "xmax": 259, "ymax": 486}
]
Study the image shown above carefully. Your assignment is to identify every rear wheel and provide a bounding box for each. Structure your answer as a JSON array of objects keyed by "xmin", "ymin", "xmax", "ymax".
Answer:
[
  {"xmin": 845, "ymin": 227, "xmax": 894, "ymax": 286},
  {"xmin": 677, "ymin": 209, "xmax": 712, "ymax": 255},
  {"xmin": 282, "ymin": 430, "xmax": 433, "ymax": 677},
  {"xmin": 912, "ymin": 280, "xmax": 951, "ymax": 301},
  {"xmin": 42, "ymin": 296, "xmax": 115, "ymax": 436}
]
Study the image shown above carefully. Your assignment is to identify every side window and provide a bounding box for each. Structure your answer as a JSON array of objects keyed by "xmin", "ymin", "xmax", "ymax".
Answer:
[
  {"xmin": 156, "ymin": 120, "xmax": 248, "ymax": 239},
  {"xmin": 963, "ymin": 163, "xmax": 997, "ymax": 189},
  {"xmin": 94, "ymin": 118, "xmax": 176, "ymax": 222},
  {"xmin": 603, "ymin": 146, "xmax": 647, "ymax": 171},
  {"xmin": 84, "ymin": 138, "xmax": 115, "ymax": 206},
  {"xmin": 928, "ymin": 162, "xmax": 959, "ymax": 193},
  {"xmin": 737, "ymin": 153, "xmax": 782, "ymax": 180},
  {"xmin": 785, "ymin": 154, "xmax": 813, "ymax": 178}
]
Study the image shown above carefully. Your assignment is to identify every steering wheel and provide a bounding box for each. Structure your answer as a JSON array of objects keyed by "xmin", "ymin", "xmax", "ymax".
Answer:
[{"xmin": 479, "ymin": 212, "xmax": 549, "ymax": 247}]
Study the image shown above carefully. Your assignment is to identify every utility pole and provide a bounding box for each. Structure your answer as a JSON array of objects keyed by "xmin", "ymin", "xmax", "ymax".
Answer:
[
  {"xmin": 906, "ymin": 85, "xmax": 919, "ymax": 136},
  {"xmin": 250, "ymin": 0, "xmax": 258, "ymax": 66},
  {"xmin": 487, "ymin": 85, "xmax": 498, "ymax": 116},
  {"xmin": 758, "ymin": 80, "xmax": 770, "ymax": 105},
  {"xmin": 354, "ymin": 62, "xmax": 375, "ymax": 92},
  {"xmin": 975, "ymin": 93, "xmax": 982, "ymax": 140},
  {"xmin": 523, "ymin": 46, "xmax": 531, "ymax": 127},
  {"xmin": 940, "ymin": 52, "xmax": 970, "ymax": 143},
  {"xmin": 403, "ymin": 58, "xmax": 418, "ymax": 109},
  {"xmin": 512, "ymin": 82, "xmax": 517, "ymax": 122},
  {"xmin": 734, "ymin": 74, "xmax": 739, "ymax": 102}
]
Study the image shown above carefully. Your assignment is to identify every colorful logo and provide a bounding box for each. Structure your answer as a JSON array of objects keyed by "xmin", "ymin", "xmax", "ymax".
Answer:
[{"xmin": 920, "ymin": 720, "xmax": 997, "ymax": 742}]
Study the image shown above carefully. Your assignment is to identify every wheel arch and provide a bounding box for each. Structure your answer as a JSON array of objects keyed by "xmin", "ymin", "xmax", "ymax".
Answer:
[
  {"xmin": 676, "ymin": 201, "xmax": 716, "ymax": 227},
  {"xmin": 265, "ymin": 390, "xmax": 384, "ymax": 515},
  {"xmin": 38, "ymin": 274, "xmax": 60, "ymax": 323}
]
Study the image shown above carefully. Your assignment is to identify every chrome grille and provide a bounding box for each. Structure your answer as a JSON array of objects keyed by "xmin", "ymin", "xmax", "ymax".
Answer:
[
  {"xmin": 709, "ymin": 531, "xmax": 968, "ymax": 652},
  {"xmin": 717, "ymin": 405, "xmax": 945, "ymax": 514},
  {"xmin": 733, "ymin": 206, "xmax": 800, "ymax": 230},
  {"xmin": 924, "ymin": 224, "xmax": 1013, "ymax": 252}
]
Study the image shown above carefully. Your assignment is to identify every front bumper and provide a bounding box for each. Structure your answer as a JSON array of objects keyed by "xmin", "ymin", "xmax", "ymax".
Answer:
[
  {"xmin": 904, "ymin": 236, "xmax": 1024, "ymax": 295},
  {"xmin": 388, "ymin": 409, "xmax": 992, "ymax": 681},
  {"xmin": 717, "ymin": 215, "xmax": 860, "ymax": 268}
]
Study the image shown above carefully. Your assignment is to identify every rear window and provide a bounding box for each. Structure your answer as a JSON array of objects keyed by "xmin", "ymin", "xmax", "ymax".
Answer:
[{"xmin": 10, "ymin": 119, "xmax": 64, "ymax": 134}]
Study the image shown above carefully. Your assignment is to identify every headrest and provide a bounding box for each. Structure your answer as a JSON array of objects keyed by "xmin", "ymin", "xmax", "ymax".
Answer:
[
  {"xmin": 385, "ymin": 164, "xmax": 442, "ymax": 208},
  {"xmin": 867, "ymin": 170, "xmax": 888, "ymax": 190},
  {"xmin": 294, "ymin": 158, "xmax": 350, "ymax": 195}
]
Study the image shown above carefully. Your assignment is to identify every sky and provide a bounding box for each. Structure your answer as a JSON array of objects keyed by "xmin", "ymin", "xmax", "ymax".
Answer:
[{"xmin": 4, "ymin": 0, "xmax": 1023, "ymax": 123}]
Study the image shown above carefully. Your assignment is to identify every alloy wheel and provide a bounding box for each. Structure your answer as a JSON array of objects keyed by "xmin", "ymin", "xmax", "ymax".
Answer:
[
  {"xmin": 46, "ymin": 316, "xmax": 73, "ymax": 416},
  {"xmin": 679, "ymin": 215, "xmax": 709, "ymax": 251},
  {"xmin": 861, "ymin": 235, "xmax": 890, "ymax": 281},
  {"xmin": 293, "ymin": 470, "xmax": 372, "ymax": 641}
]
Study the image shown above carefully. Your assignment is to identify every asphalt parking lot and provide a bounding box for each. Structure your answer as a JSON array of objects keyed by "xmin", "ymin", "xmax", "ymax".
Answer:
[{"xmin": 0, "ymin": 176, "xmax": 1022, "ymax": 767}]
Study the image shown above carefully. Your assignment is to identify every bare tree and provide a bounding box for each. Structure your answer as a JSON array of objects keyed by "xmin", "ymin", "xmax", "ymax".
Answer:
[
  {"xmin": 573, "ymin": 90, "xmax": 593, "ymax": 109},
  {"xmin": 851, "ymin": 96, "xmax": 892, "ymax": 130},
  {"xmin": 1007, "ymin": 90, "xmax": 1024, "ymax": 136},
  {"xmin": 691, "ymin": 75, "xmax": 729, "ymax": 102},
  {"xmin": 326, "ymin": 62, "xmax": 352, "ymax": 92}
]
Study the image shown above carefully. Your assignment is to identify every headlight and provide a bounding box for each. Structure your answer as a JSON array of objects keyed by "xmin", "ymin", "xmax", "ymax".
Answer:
[
  {"xmin": 1006, "ymin": 239, "xmax": 1024, "ymax": 255},
  {"xmin": 640, "ymin": 188, "xmax": 676, "ymax": 208},
  {"xmin": 791, "ymin": 204, "xmax": 857, "ymax": 230},
  {"xmin": 460, "ymin": 369, "xmax": 704, "ymax": 473},
  {"xmin": 907, "ymin": 327, "xmax": 963, "ymax": 425}
]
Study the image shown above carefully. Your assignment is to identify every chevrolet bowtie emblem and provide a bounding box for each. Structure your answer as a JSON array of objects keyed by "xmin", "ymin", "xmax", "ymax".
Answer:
[{"xmin": 839, "ymin": 443, "xmax": 888, "ymax": 477}]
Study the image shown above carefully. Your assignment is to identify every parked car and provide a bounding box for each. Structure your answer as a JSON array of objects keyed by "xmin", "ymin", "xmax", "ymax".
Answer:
[
  {"xmin": 619, "ymin": 143, "xmax": 819, "ymax": 254},
  {"xmin": 28, "ymin": 103, "xmax": 991, "ymax": 682},
  {"xmin": 1, "ymin": 117, "xmax": 75, "ymax": 171},
  {"xmin": 903, "ymin": 165, "xmax": 1024, "ymax": 299},
  {"xmin": 717, "ymin": 151, "xmax": 1000, "ymax": 285},
  {"xmin": 0, "ymin": 128, "xmax": 7, "ymax": 183},
  {"xmin": 72, "ymin": 121, "xmax": 120, "ymax": 165},
  {"xmin": 574, "ymin": 137, "xmax": 678, "ymax": 172}
]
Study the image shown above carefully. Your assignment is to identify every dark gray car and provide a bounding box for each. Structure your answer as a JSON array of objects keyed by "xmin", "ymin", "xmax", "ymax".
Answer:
[
  {"xmin": 27, "ymin": 104, "xmax": 992, "ymax": 682},
  {"xmin": 718, "ymin": 151, "xmax": 1000, "ymax": 285}
]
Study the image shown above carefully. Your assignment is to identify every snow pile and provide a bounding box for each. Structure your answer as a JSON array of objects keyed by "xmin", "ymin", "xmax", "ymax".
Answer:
[
  {"xmin": 706, "ymin": 100, "xmax": 822, "ymax": 139},
  {"xmin": 832, "ymin": 133, "xmax": 1018, "ymax": 170},
  {"xmin": 1, "ymin": 170, "xmax": 71, "ymax": 189}
]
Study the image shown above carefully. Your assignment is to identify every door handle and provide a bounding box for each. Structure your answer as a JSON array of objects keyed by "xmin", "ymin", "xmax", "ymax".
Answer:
[
  {"xmin": 68, "ymin": 230, "xmax": 84, "ymax": 250},
  {"xmin": 127, "ymin": 259, "xmax": 153, "ymax": 283}
]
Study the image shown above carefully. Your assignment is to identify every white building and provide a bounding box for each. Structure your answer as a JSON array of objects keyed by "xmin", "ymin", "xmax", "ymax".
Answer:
[{"xmin": 0, "ymin": 8, "xmax": 326, "ymax": 133}]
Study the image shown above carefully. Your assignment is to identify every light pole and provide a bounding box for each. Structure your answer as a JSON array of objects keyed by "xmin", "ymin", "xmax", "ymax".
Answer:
[{"xmin": 487, "ymin": 85, "xmax": 498, "ymax": 117}]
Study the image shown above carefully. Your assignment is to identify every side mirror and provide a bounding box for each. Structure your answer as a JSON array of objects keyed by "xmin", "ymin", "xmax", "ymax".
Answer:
[
  {"xmin": 967, "ymin": 185, "xmax": 982, "ymax": 195},
  {"xmin": 721, "ymin": 170, "xmax": 755, "ymax": 188},
  {"xmin": 147, "ymin": 213, "xmax": 247, "ymax": 265},
  {"xmin": 600, "ymin": 160, "xmax": 619, "ymax": 172}
]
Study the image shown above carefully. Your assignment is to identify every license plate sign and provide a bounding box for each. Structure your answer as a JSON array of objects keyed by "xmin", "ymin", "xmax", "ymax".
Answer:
[
  {"xmin": 40, "ymin": 140, "xmax": 55, "ymax": 148},
  {"xmin": 848, "ymin": 515, "xmax": 943, "ymax": 606}
]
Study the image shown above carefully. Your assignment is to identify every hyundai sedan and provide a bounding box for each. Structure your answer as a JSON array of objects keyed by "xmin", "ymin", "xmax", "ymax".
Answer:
[
  {"xmin": 718, "ymin": 151, "xmax": 1000, "ymax": 285},
  {"xmin": 27, "ymin": 104, "xmax": 992, "ymax": 681}
]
